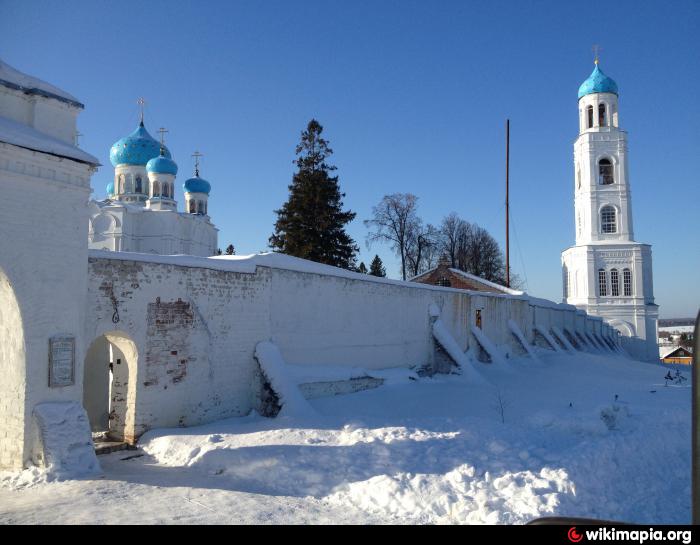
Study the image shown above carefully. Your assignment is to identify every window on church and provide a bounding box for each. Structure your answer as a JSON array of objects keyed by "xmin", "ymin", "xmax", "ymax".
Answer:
[
  {"xmin": 623, "ymin": 269, "xmax": 632, "ymax": 296},
  {"xmin": 163, "ymin": 184, "xmax": 169, "ymax": 198},
  {"xmin": 197, "ymin": 201, "xmax": 204, "ymax": 215},
  {"xmin": 189, "ymin": 200, "xmax": 195, "ymax": 213},
  {"xmin": 598, "ymin": 104, "xmax": 606, "ymax": 127},
  {"xmin": 135, "ymin": 176, "xmax": 142, "ymax": 193},
  {"xmin": 153, "ymin": 181, "xmax": 160, "ymax": 197},
  {"xmin": 601, "ymin": 206, "xmax": 617, "ymax": 233},
  {"xmin": 437, "ymin": 277, "xmax": 451, "ymax": 287},
  {"xmin": 599, "ymin": 159, "xmax": 614, "ymax": 185},
  {"xmin": 598, "ymin": 269, "xmax": 608, "ymax": 296},
  {"xmin": 610, "ymin": 269, "xmax": 619, "ymax": 296},
  {"xmin": 587, "ymin": 105, "xmax": 593, "ymax": 128}
]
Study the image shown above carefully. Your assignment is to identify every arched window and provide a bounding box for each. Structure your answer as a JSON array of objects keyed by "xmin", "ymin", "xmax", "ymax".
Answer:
[
  {"xmin": 189, "ymin": 200, "xmax": 195, "ymax": 213},
  {"xmin": 153, "ymin": 181, "xmax": 160, "ymax": 197},
  {"xmin": 125, "ymin": 174, "xmax": 134, "ymax": 194},
  {"xmin": 623, "ymin": 269, "xmax": 632, "ymax": 296},
  {"xmin": 610, "ymin": 268, "xmax": 619, "ymax": 296},
  {"xmin": 135, "ymin": 176, "xmax": 142, "ymax": 193},
  {"xmin": 197, "ymin": 201, "xmax": 204, "ymax": 214},
  {"xmin": 586, "ymin": 105, "xmax": 593, "ymax": 128},
  {"xmin": 162, "ymin": 184, "xmax": 169, "ymax": 198},
  {"xmin": 599, "ymin": 158, "xmax": 614, "ymax": 185},
  {"xmin": 601, "ymin": 206, "xmax": 617, "ymax": 233},
  {"xmin": 598, "ymin": 269, "xmax": 608, "ymax": 296},
  {"xmin": 598, "ymin": 104, "xmax": 606, "ymax": 127}
]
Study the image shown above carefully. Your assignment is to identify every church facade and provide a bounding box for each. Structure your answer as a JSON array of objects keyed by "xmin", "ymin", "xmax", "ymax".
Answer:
[
  {"xmin": 88, "ymin": 120, "xmax": 218, "ymax": 256},
  {"xmin": 561, "ymin": 62, "xmax": 658, "ymax": 362}
]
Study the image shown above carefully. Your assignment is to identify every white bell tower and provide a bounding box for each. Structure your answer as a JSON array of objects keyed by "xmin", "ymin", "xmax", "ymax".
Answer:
[{"xmin": 561, "ymin": 59, "xmax": 658, "ymax": 362}]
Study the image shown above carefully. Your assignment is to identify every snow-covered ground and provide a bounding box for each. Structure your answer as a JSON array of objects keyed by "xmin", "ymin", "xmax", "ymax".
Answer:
[{"xmin": 0, "ymin": 351, "xmax": 691, "ymax": 524}]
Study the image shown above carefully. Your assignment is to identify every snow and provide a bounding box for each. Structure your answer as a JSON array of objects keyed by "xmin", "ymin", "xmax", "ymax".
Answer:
[
  {"xmin": 448, "ymin": 268, "xmax": 525, "ymax": 296},
  {"xmin": 254, "ymin": 341, "xmax": 317, "ymax": 418},
  {"xmin": 31, "ymin": 402, "xmax": 101, "ymax": 480},
  {"xmin": 659, "ymin": 326, "xmax": 695, "ymax": 334},
  {"xmin": 535, "ymin": 326, "xmax": 563, "ymax": 352},
  {"xmin": 0, "ymin": 115, "xmax": 99, "ymax": 165},
  {"xmin": 551, "ymin": 326, "xmax": 576, "ymax": 353},
  {"xmin": 432, "ymin": 319, "xmax": 485, "ymax": 383},
  {"xmin": 0, "ymin": 352, "xmax": 690, "ymax": 525},
  {"xmin": 470, "ymin": 325, "xmax": 506, "ymax": 365},
  {"xmin": 0, "ymin": 59, "xmax": 82, "ymax": 106},
  {"xmin": 508, "ymin": 320, "xmax": 540, "ymax": 362}
]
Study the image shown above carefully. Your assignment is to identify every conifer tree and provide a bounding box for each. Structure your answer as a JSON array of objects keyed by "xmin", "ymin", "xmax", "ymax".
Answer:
[
  {"xmin": 369, "ymin": 255, "xmax": 386, "ymax": 277},
  {"xmin": 357, "ymin": 262, "xmax": 368, "ymax": 274},
  {"xmin": 225, "ymin": 244, "xmax": 235, "ymax": 255},
  {"xmin": 269, "ymin": 119, "xmax": 358, "ymax": 269}
]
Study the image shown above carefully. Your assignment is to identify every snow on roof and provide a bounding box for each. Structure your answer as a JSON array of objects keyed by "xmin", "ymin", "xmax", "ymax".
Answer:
[
  {"xmin": 0, "ymin": 59, "xmax": 83, "ymax": 108},
  {"xmin": 409, "ymin": 264, "xmax": 524, "ymax": 296},
  {"xmin": 0, "ymin": 115, "xmax": 99, "ymax": 165},
  {"xmin": 659, "ymin": 345, "xmax": 693, "ymax": 359}
]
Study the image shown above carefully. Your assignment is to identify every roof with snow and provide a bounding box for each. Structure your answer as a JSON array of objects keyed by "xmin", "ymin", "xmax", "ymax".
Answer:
[
  {"xmin": 0, "ymin": 59, "xmax": 84, "ymax": 108},
  {"xmin": 409, "ymin": 265, "xmax": 524, "ymax": 296},
  {"xmin": 659, "ymin": 345, "xmax": 693, "ymax": 360},
  {"xmin": 0, "ymin": 115, "xmax": 99, "ymax": 165}
]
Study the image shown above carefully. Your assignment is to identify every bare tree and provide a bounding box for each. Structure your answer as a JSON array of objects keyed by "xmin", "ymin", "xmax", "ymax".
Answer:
[
  {"xmin": 439, "ymin": 212, "xmax": 466, "ymax": 267},
  {"xmin": 406, "ymin": 222, "xmax": 440, "ymax": 277},
  {"xmin": 365, "ymin": 193, "xmax": 419, "ymax": 280}
]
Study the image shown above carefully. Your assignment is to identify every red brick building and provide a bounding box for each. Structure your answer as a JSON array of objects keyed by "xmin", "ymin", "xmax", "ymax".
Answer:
[{"xmin": 409, "ymin": 258, "xmax": 523, "ymax": 295}]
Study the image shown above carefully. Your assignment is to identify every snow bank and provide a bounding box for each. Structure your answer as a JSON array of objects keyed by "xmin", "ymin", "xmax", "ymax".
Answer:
[
  {"xmin": 432, "ymin": 319, "xmax": 485, "ymax": 383},
  {"xmin": 254, "ymin": 341, "xmax": 317, "ymax": 418},
  {"xmin": 326, "ymin": 465, "xmax": 573, "ymax": 524},
  {"xmin": 285, "ymin": 363, "xmax": 417, "ymax": 386},
  {"xmin": 32, "ymin": 402, "xmax": 101, "ymax": 479}
]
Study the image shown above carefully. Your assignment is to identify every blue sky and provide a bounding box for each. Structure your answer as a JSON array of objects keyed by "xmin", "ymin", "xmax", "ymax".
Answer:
[{"xmin": 1, "ymin": 0, "xmax": 698, "ymax": 317}]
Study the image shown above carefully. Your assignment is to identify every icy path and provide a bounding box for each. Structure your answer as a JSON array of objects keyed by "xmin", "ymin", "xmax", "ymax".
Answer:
[{"xmin": 0, "ymin": 353, "xmax": 691, "ymax": 525}]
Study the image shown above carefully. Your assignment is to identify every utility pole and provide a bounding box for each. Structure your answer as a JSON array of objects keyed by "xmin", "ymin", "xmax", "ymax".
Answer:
[{"xmin": 505, "ymin": 119, "xmax": 510, "ymax": 288}]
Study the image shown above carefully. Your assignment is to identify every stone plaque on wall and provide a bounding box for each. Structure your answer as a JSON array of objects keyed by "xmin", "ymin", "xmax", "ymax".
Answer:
[{"xmin": 49, "ymin": 335, "xmax": 75, "ymax": 387}]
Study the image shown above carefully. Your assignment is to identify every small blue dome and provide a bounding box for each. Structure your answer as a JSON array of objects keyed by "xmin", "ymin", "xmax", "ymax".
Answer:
[
  {"xmin": 147, "ymin": 154, "xmax": 178, "ymax": 175},
  {"xmin": 106, "ymin": 181, "xmax": 114, "ymax": 196},
  {"xmin": 109, "ymin": 122, "xmax": 171, "ymax": 167},
  {"xmin": 578, "ymin": 64, "xmax": 618, "ymax": 99},
  {"xmin": 183, "ymin": 176, "xmax": 211, "ymax": 195}
]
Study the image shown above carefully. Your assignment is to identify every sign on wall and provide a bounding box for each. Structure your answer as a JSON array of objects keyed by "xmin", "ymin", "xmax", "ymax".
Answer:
[{"xmin": 49, "ymin": 335, "xmax": 75, "ymax": 387}]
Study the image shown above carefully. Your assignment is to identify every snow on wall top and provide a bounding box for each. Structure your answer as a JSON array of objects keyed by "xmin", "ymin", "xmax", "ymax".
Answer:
[
  {"xmin": 448, "ymin": 268, "xmax": 524, "ymax": 296},
  {"xmin": 0, "ymin": 59, "xmax": 84, "ymax": 108},
  {"xmin": 0, "ymin": 115, "xmax": 100, "ymax": 165}
]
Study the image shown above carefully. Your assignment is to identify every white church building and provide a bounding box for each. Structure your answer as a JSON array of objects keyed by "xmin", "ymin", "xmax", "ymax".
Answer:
[
  {"xmin": 88, "ymin": 118, "xmax": 218, "ymax": 256},
  {"xmin": 561, "ymin": 61, "xmax": 658, "ymax": 361}
]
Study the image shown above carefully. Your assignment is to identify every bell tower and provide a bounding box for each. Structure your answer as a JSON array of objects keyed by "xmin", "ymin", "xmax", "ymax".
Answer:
[{"xmin": 562, "ymin": 59, "xmax": 658, "ymax": 362}]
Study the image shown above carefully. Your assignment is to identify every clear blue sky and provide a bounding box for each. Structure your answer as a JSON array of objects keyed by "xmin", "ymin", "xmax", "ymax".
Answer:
[{"xmin": 2, "ymin": 0, "xmax": 698, "ymax": 318}]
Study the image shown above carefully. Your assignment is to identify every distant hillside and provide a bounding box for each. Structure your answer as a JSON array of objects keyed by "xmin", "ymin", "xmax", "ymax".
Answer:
[{"xmin": 659, "ymin": 318, "xmax": 695, "ymax": 327}]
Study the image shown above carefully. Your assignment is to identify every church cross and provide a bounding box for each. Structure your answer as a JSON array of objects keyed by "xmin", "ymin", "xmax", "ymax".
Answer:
[
  {"xmin": 592, "ymin": 44, "xmax": 602, "ymax": 65},
  {"xmin": 137, "ymin": 97, "xmax": 146, "ymax": 123},
  {"xmin": 158, "ymin": 127, "xmax": 169, "ymax": 146},
  {"xmin": 192, "ymin": 151, "xmax": 203, "ymax": 176}
]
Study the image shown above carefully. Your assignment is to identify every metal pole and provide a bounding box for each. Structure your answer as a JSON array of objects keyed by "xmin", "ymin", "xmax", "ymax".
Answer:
[
  {"xmin": 506, "ymin": 119, "xmax": 510, "ymax": 288},
  {"xmin": 693, "ymin": 310, "xmax": 700, "ymax": 524}
]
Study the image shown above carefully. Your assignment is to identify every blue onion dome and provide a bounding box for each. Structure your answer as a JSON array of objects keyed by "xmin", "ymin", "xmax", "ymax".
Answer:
[
  {"xmin": 106, "ymin": 181, "xmax": 114, "ymax": 196},
  {"xmin": 146, "ymin": 149, "xmax": 178, "ymax": 175},
  {"xmin": 109, "ymin": 122, "xmax": 172, "ymax": 167},
  {"xmin": 578, "ymin": 63, "xmax": 618, "ymax": 99},
  {"xmin": 183, "ymin": 175, "xmax": 211, "ymax": 195}
]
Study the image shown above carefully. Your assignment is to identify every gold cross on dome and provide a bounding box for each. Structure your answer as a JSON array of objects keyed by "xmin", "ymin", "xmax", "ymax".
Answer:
[
  {"xmin": 158, "ymin": 127, "xmax": 169, "ymax": 146},
  {"xmin": 137, "ymin": 97, "xmax": 146, "ymax": 123},
  {"xmin": 192, "ymin": 150, "xmax": 203, "ymax": 176},
  {"xmin": 592, "ymin": 44, "xmax": 602, "ymax": 65}
]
